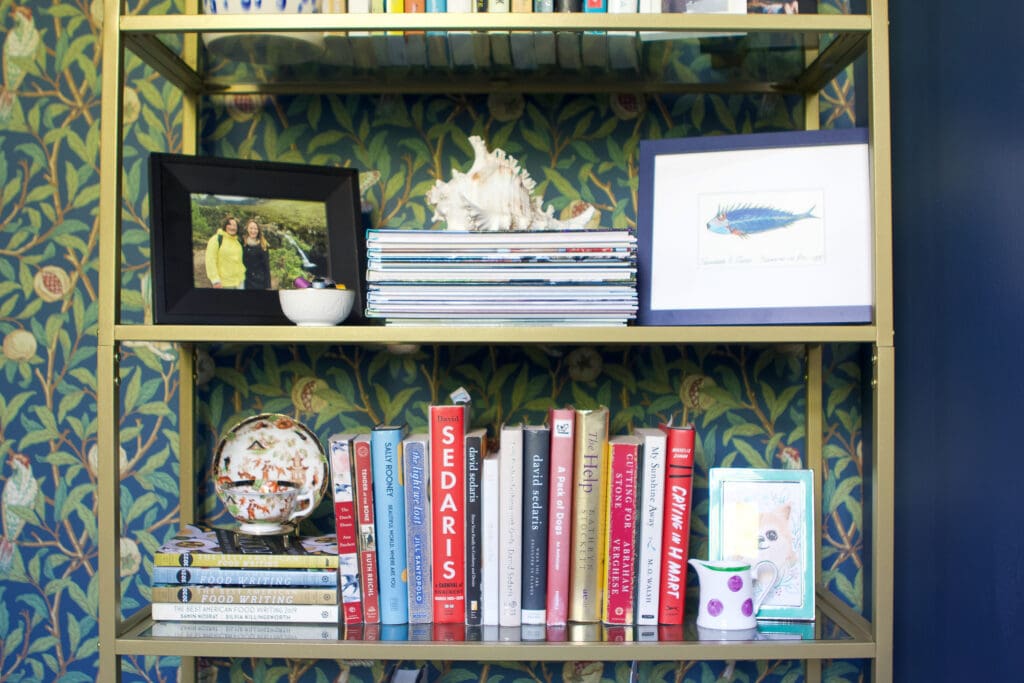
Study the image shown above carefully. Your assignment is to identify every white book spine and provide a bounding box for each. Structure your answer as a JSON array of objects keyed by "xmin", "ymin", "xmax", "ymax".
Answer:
[
  {"xmin": 608, "ymin": 0, "xmax": 637, "ymax": 11},
  {"xmin": 151, "ymin": 602, "xmax": 340, "ymax": 623},
  {"xmin": 633, "ymin": 427, "xmax": 667, "ymax": 625},
  {"xmin": 498, "ymin": 424, "xmax": 523, "ymax": 627},
  {"xmin": 481, "ymin": 449, "xmax": 501, "ymax": 626}
]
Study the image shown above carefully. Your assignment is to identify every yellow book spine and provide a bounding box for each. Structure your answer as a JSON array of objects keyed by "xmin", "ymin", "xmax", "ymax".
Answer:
[{"xmin": 568, "ymin": 406, "xmax": 609, "ymax": 623}]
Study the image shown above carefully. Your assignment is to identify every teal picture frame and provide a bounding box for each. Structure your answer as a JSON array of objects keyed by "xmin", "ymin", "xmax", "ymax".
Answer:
[{"xmin": 708, "ymin": 467, "xmax": 816, "ymax": 621}]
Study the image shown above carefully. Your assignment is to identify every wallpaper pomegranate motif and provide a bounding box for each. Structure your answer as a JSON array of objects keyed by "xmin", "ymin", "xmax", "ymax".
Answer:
[{"xmin": 0, "ymin": 1, "xmax": 864, "ymax": 681}]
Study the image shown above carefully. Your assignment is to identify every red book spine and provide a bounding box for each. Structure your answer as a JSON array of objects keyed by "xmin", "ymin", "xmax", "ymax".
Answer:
[
  {"xmin": 429, "ymin": 404, "xmax": 467, "ymax": 623},
  {"xmin": 353, "ymin": 435, "xmax": 381, "ymax": 624},
  {"xmin": 545, "ymin": 406, "xmax": 575, "ymax": 625},
  {"xmin": 656, "ymin": 425, "xmax": 695, "ymax": 625},
  {"xmin": 602, "ymin": 436, "xmax": 639, "ymax": 625}
]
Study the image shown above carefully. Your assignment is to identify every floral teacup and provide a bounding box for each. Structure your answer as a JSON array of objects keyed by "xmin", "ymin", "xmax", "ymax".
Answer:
[{"xmin": 219, "ymin": 479, "xmax": 313, "ymax": 535}]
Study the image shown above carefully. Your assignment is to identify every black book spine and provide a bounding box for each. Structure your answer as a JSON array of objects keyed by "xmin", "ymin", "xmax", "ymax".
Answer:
[
  {"xmin": 521, "ymin": 425, "xmax": 551, "ymax": 623},
  {"xmin": 464, "ymin": 430, "xmax": 484, "ymax": 625}
]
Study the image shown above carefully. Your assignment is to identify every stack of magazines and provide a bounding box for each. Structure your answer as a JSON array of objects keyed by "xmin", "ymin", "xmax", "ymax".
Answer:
[{"xmin": 365, "ymin": 229, "xmax": 638, "ymax": 326}]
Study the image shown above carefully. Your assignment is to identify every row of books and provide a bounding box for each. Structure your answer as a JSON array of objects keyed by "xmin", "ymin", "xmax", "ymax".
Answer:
[
  {"xmin": 328, "ymin": 404, "xmax": 696, "ymax": 628},
  {"xmin": 323, "ymin": 0, "xmax": 753, "ymax": 15},
  {"xmin": 364, "ymin": 229, "xmax": 638, "ymax": 325}
]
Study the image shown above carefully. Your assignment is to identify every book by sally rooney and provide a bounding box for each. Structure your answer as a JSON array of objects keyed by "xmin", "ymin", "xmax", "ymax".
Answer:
[{"xmin": 371, "ymin": 423, "xmax": 410, "ymax": 624}]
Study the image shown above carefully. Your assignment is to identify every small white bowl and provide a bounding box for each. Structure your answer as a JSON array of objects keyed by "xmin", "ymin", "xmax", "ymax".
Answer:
[
  {"xmin": 202, "ymin": 0, "xmax": 325, "ymax": 66},
  {"xmin": 279, "ymin": 288, "xmax": 355, "ymax": 327}
]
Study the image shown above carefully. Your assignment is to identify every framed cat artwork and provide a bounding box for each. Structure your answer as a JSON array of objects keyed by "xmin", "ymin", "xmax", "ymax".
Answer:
[{"xmin": 708, "ymin": 468, "xmax": 815, "ymax": 621}]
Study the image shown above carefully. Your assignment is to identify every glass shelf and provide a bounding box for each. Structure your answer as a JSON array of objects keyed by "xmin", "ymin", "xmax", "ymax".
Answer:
[
  {"xmin": 109, "ymin": 323, "xmax": 881, "ymax": 346},
  {"xmin": 121, "ymin": 601, "xmax": 872, "ymax": 662},
  {"xmin": 120, "ymin": 14, "xmax": 870, "ymax": 96}
]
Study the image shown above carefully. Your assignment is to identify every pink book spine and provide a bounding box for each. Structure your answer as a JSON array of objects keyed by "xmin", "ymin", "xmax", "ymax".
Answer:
[
  {"xmin": 545, "ymin": 406, "xmax": 575, "ymax": 625},
  {"xmin": 329, "ymin": 435, "xmax": 364, "ymax": 625},
  {"xmin": 602, "ymin": 436, "xmax": 639, "ymax": 624}
]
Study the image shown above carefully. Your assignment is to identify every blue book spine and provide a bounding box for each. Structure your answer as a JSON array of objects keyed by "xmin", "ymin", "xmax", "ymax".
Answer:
[
  {"xmin": 427, "ymin": 0, "xmax": 446, "ymax": 9},
  {"xmin": 403, "ymin": 434, "xmax": 433, "ymax": 624},
  {"xmin": 152, "ymin": 566, "xmax": 338, "ymax": 588},
  {"xmin": 371, "ymin": 424, "xmax": 409, "ymax": 624},
  {"xmin": 583, "ymin": 0, "xmax": 607, "ymax": 10}
]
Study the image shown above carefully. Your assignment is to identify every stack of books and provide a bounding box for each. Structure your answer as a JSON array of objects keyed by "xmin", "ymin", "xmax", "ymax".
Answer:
[
  {"xmin": 364, "ymin": 228, "xmax": 638, "ymax": 326},
  {"xmin": 150, "ymin": 524, "xmax": 341, "ymax": 639}
]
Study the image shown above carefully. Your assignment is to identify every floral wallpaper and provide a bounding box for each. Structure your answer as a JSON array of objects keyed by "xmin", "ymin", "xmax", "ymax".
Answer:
[{"xmin": 0, "ymin": 1, "xmax": 869, "ymax": 681}]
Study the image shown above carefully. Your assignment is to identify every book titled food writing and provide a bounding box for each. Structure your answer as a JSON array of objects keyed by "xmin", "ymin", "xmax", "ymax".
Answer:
[
  {"xmin": 568, "ymin": 406, "xmax": 609, "ymax": 623},
  {"xmin": 153, "ymin": 524, "xmax": 337, "ymax": 569},
  {"xmin": 329, "ymin": 432, "xmax": 364, "ymax": 624},
  {"xmin": 464, "ymin": 427, "xmax": 487, "ymax": 625},
  {"xmin": 545, "ymin": 406, "xmax": 575, "ymax": 625},
  {"xmin": 352, "ymin": 433, "xmax": 381, "ymax": 624},
  {"xmin": 402, "ymin": 432, "xmax": 432, "ymax": 624},
  {"xmin": 632, "ymin": 426, "xmax": 668, "ymax": 625},
  {"xmin": 151, "ymin": 566, "xmax": 337, "ymax": 588},
  {"xmin": 657, "ymin": 423, "xmax": 695, "ymax": 625},
  {"xmin": 602, "ymin": 435, "xmax": 640, "ymax": 625},
  {"xmin": 429, "ymin": 401, "xmax": 469, "ymax": 623},
  {"xmin": 150, "ymin": 585, "xmax": 337, "ymax": 605},
  {"xmin": 371, "ymin": 423, "xmax": 409, "ymax": 624},
  {"xmin": 521, "ymin": 424, "xmax": 551, "ymax": 625}
]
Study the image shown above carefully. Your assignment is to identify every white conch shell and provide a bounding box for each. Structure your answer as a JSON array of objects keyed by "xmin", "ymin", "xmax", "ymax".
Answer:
[{"xmin": 426, "ymin": 136, "xmax": 595, "ymax": 231}]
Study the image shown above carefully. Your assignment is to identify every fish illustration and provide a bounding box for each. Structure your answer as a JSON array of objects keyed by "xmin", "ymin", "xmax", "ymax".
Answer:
[{"xmin": 706, "ymin": 204, "xmax": 818, "ymax": 238}]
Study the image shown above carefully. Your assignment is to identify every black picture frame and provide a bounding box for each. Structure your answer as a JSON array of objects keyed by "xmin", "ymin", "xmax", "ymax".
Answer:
[{"xmin": 149, "ymin": 153, "xmax": 366, "ymax": 325}]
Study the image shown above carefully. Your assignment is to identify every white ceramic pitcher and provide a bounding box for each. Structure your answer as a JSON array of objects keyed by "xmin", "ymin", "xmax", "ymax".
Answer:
[{"xmin": 689, "ymin": 558, "xmax": 780, "ymax": 630}]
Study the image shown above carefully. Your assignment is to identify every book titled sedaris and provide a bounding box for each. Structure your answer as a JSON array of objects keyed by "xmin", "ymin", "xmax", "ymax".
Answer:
[
  {"xmin": 429, "ymin": 400, "xmax": 470, "ymax": 623},
  {"xmin": 153, "ymin": 524, "xmax": 337, "ymax": 569}
]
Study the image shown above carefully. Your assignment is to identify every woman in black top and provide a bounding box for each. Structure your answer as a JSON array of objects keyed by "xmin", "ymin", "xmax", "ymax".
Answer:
[{"xmin": 242, "ymin": 219, "xmax": 272, "ymax": 290}]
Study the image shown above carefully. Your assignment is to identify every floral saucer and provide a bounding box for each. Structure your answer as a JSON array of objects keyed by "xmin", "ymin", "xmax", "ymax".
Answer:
[{"xmin": 213, "ymin": 413, "xmax": 328, "ymax": 531}]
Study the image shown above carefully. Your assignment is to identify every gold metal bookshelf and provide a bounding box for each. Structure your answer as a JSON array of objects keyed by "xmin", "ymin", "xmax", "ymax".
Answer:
[{"xmin": 97, "ymin": 2, "xmax": 894, "ymax": 682}]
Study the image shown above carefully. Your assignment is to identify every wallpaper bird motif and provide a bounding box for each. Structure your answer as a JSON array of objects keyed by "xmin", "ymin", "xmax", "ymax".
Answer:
[{"xmin": 0, "ymin": 1, "xmax": 867, "ymax": 681}]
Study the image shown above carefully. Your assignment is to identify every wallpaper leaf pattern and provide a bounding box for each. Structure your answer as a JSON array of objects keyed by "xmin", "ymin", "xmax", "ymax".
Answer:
[{"xmin": 0, "ymin": 1, "xmax": 868, "ymax": 681}]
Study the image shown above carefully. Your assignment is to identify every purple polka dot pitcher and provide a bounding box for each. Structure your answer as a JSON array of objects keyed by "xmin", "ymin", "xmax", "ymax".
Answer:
[{"xmin": 689, "ymin": 558, "xmax": 780, "ymax": 630}]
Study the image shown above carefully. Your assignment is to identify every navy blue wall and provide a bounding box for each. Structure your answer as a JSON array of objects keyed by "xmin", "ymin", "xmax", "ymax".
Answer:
[{"xmin": 891, "ymin": 2, "xmax": 1024, "ymax": 678}]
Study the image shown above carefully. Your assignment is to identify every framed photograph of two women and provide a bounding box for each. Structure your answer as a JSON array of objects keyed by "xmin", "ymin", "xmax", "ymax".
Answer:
[
  {"xmin": 637, "ymin": 129, "xmax": 873, "ymax": 325},
  {"xmin": 149, "ymin": 153, "xmax": 366, "ymax": 325}
]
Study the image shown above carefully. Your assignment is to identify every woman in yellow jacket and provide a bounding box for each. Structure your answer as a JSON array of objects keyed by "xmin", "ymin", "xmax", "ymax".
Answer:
[{"xmin": 205, "ymin": 215, "xmax": 245, "ymax": 289}]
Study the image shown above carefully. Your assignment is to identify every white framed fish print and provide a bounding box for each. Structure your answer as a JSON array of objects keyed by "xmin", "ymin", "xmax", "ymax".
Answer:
[
  {"xmin": 708, "ymin": 467, "xmax": 815, "ymax": 621},
  {"xmin": 636, "ymin": 129, "xmax": 872, "ymax": 325}
]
